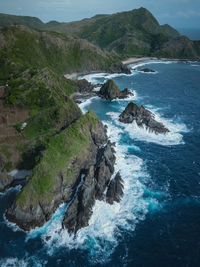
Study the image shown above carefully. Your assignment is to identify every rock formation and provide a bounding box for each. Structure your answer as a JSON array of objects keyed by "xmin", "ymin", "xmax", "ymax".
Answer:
[
  {"xmin": 119, "ymin": 102, "xmax": 169, "ymax": 134},
  {"xmin": 98, "ymin": 80, "xmax": 133, "ymax": 101},
  {"xmin": 6, "ymin": 111, "xmax": 123, "ymax": 233},
  {"xmin": 62, "ymin": 141, "xmax": 116, "ymax": 233},
  {"xmin": 106, "ymin": 172, "xmax": 124, "ymax": 204},
  {"xmin": 135, "ymin": 68, "xmax": 156, "ymax": 73}
]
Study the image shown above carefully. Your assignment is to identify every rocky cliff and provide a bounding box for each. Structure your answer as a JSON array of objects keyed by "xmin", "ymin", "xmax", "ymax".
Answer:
[{"xmin": 6, "ymin": 111, "xmax": 123, "ymax": 232}]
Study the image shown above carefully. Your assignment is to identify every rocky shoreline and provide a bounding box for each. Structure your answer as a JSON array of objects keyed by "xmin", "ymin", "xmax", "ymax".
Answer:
[
  {"xmin": 1, "ymin": 58, "xmax": 190, "ymax": 234},
  {"xmin": 6, "ymin": 111, "xmax": 124, "ymax": 234}
]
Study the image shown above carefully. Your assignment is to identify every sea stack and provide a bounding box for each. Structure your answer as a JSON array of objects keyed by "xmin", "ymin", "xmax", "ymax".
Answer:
[
  {"xmin": 119, "ymin": 102, "xmax": 170, "ymax": 134},
  {"xmin": 98, "ymin": 80, "xmax": 133, "ymax": 101}
]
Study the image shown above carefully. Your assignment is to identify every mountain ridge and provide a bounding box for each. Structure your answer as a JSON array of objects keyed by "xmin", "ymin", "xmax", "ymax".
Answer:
[{"xmin": 1, "ymin": 8, "xmax": 200, "ymax": 59}]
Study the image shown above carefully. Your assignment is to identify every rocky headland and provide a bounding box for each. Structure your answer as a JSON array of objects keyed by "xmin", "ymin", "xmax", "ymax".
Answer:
[
  {"xmin": 1, "ymin": 6, "xmax": 198, "ymax": 236},
  {"xmin": 119, "ymin": 102, "xmax": 169, "ymax": 134},
  {"xmin": 98, "ymin": 80, "xmax": 133, "ymax": 101},
  {"xmin": 6, "ymin": 111, "xmax": 124, "ymax": 233}
]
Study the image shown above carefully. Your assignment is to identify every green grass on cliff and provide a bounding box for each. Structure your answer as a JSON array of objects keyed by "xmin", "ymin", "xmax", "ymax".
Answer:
[
  {"xmin": 16, "ymin": 110, "xmax": 99, "ymax": 206},
  {"xmin": 0, "ymin": 25, "xmax": 121, "ymax": 82}
]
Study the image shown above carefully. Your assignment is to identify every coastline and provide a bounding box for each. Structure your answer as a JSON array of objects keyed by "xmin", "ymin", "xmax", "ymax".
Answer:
[
  {"xmin": 65, "ymin": 57, "xmax": 200, "ymax": 81},
  {"xmin": 122, "ymin": 56, "xmax": 200, "ymax": 66}
]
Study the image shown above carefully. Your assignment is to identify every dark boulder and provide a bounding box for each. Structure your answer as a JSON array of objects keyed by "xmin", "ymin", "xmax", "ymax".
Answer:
[
  {"xmin": 75, "ymin": 79, "xmax": 95, "ymax": 93},
  {"xmin": 98, "ymin": 80, "xmax": 133, "ymax": 101},
  {"xmin": 135, "ymin": 68, "xmax": 156, "ymax": 73},
  {"xmin": 119, "ymin": 102, "xmax": 169, "ymax": 134},
  {"xmin": 106, "ymin": 172, "xmax": 124, "ymax": 204}
]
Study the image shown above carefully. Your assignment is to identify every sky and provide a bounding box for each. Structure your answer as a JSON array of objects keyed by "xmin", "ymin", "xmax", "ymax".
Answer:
[{"xmin": 0, "ymin": 0, "xmax": 200, "ymax": 29}]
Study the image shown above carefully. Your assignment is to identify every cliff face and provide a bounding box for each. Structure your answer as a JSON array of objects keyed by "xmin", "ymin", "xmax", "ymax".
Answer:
[
  {"xmin": 0, "ymin": 68, "xmax": 82, "ymax": 190},
  {"xmin": 62, "ymin": 140, "xmax": 116, "ymax": 233},
  {"xmin": 6, "ymin": 111, "xmax": 119, "ymax": 232}
]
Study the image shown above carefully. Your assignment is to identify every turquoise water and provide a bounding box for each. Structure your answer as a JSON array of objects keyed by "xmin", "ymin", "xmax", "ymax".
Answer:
[{"xmin": 0, "ymin": 60, "xmax": 200, "ymax": 266}]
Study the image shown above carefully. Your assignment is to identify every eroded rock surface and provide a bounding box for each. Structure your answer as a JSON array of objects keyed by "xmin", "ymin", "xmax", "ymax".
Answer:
[
  {"xmin": 119, "ymin": 102, "xmax": 169, "ymax": 134},
  {"xmin": 98, "ymin": 80, "xmax": 133, "ymax": 101}
]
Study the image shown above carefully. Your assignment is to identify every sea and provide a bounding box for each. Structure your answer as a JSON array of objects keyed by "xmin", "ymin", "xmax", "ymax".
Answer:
[{"xmin": 0, "ymin": 60, "xmax": 200, "ymax": 267}]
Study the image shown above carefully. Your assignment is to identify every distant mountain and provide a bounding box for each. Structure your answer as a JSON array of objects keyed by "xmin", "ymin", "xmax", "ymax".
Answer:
[
  {"xmin": 0, "ymin": 13, "xmax": 44, "ymax": 29},
  {"xmin": 178, "ymin": 28, "xmax": 200, "ymax": 41},
  {"xmin": 0, "ymin": 8, "xmax": 200, "ymax": 59}
]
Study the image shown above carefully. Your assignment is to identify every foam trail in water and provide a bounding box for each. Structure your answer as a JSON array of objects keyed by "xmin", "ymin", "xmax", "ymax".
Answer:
[
  {"xmin": 81, "ymin": 71, "xmax": 134, "ymax": 84},
  {"xmin": 4, "ymin": 213, "xmax": 25, "ymax": 233},
  {"xmin": 107, "ymin": 110, "xmax": 188, "ymax": 146},
  {"xmin": 26, "ymin": 174, "xmax": 86, "ymax": 242},
  {"xmin": 0, "ymin": 184, "xmax": 21, "ymax": 197},
  {"xmin": 78, "ymin": 96, "xmax": 98, "ymax": 114},
  {"xmin": 0, "ymin": 258, "xmax": 28, "ymax": 267},
  {"xmin": 129, "ymin": 60, "xmax": 178, "ymax": 70}
]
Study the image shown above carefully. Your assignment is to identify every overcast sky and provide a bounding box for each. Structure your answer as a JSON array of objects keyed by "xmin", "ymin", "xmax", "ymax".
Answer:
[{"xmin": 0, "ymin": 0, "xmax": 200, "ymax": 29}]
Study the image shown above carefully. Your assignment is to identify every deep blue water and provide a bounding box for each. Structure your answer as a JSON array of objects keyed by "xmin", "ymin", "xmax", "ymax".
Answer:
[{"xmin": 1, "ymin": 60, "xmax": 200, "ymax": 266}]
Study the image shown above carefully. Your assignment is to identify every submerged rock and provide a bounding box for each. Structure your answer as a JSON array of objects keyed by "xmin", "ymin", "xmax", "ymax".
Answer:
[
  {"xmin": 135, "ymin": 68, "xmax": 156, "ymax": 73},
  {"xmin": 106, "ymin": 172, "xmax": 124, "ymax": 204},
  {"xmin": 98, "ymin": 80, "xmax": 133, "ymax": 101},
  {"xmin": 119, "ymin": 102, "xmax": 169, "ymax": 134}
]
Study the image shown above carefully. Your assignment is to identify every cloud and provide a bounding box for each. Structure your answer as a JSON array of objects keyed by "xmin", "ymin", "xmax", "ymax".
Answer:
[
  {"xmin": 39, "ymin": 0, "xmax": 72, "ymax": 8},
  {"xmin": 176, "ymin": 10, "xmax": 200, "ymax": 18}
]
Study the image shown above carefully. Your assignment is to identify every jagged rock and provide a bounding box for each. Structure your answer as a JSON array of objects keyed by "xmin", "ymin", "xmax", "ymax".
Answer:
[
  {"xmin": 0, "ymin": 172, "xmax": 14, "ymax": 192},
  {"xmin": 62, "ymin": 166, "xmax": 96, "ymax": 233},
  {"xmin": 63, "ymin": 141, "xmax": 116, "ymax": 234},
  {"xmin": 75, "ymin": 79, "xmax": 95, "ymax": 93},
  {"xmin": 136, "ymin": 68, "xmax": 156, "ymax": 73},
  {"xmin": 98, "ymin": 80, "xmax": 133, "ymax": 101},
  {"xmin": 106, "ymin": 172, "xmax": 124, "ymax": 204},
  {"xmin": 119, "ymin": 102, "xmax": 169, "ymax": 134}
]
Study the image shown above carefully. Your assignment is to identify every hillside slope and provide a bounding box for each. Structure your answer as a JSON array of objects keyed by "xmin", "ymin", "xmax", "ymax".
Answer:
[
  {"xmin": 0, "ymin": 8, "xmax": 199, "ymax": 59},
  {"xmin": 42, "ymin": 8, "xmax": 199, "ymax": 58},
  {"xmin": 0, "ymin": 25, "xmax": 126, "ymax": 82},
  {"xmin": 0, "ymin": 24, "xmax": 127, "ymax": 191}
]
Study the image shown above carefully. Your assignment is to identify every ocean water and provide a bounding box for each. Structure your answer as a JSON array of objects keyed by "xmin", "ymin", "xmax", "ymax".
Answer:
[{"xmin": 1, "ymin": 60, "xmax": 200, "ymax": 267}]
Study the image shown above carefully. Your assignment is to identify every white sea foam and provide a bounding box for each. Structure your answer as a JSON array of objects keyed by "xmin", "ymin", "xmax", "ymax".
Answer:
[
  {"xmin": 81, "ymin": 71, "xmax": 134, "ymax": 84},
  {"xmin": 78, "ymin": 96, "xmax": 98, "ymax": 113},
  {"xmin": 92, "ymin": 86, "xmax": 101, "ymax": 92},
  {"xmin": 130, "ymin": 60, "xmax": 178, "ymax": 70},
  {"xmin": 106, "ymin": 109, "xmax": 188, "ymax": 146},
  {"xmin": 0, "ymin": 258, "xmax": 28, "ymax": 267},
  {"xmin": 9, "ymin": 169, "xmax": 32, "ymax": 179},
  {"xmin": 4, "ymin": 211, "xmax": 25, "ymax": 233},
  {"xmin": 23, "ymin": 120, "xmax": 153, "ymax": 264},
  {"xmin": 0, "ymin": 184, "xmax": 21, "ymax": 197}
]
